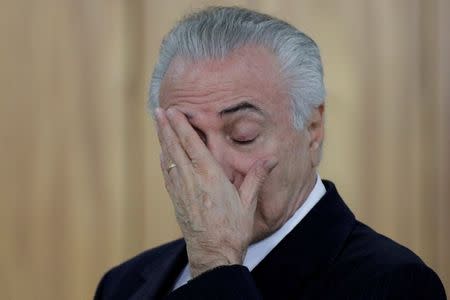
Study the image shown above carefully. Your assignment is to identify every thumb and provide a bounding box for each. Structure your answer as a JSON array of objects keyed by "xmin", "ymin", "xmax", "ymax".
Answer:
[{"xmin": 239, "ymin": 157, "xmax": 278, "ymax": 208}]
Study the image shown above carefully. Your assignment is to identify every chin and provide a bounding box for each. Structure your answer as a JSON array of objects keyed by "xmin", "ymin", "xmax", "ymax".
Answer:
[
  {"xmin": 250, "ymin": 217, "xmax": 282, "ymax": 244},
  {"xmin": 250, "ymin": 193, "xmax": 290, "ymax": 243}
]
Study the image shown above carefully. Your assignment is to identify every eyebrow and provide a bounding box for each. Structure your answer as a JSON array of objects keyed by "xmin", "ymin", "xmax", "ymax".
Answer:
[{"xmin": 219, "ymin": 101, "xmax": 263, "ymax": 118}]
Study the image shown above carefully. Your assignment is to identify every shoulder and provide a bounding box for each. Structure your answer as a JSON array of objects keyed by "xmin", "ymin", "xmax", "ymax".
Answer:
[
  {"xmin": 330, "ymin": 221, "xmax": 446, "ymax": 298},
  {"xmin": 94, "ymin": 239, "xmax": 184, "ymax": 300},
  {"xmin": 362, "ymin": 262, "xmax": 446, "ymax": 299},
  {"xmin": 343, "ymin": 221, "xmax": 423, "ymax": 268}
]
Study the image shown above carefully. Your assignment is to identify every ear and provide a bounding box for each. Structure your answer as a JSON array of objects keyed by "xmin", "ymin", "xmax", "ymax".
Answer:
[{"xmin": 307, "ymin": 104, "xmax": 325, "ymax": 168}]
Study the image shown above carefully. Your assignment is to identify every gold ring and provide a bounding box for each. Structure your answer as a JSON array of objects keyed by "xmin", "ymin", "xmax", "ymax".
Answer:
[{"xmin": 167, "ymin": 162, "xmax": 177, "ymax": 171}]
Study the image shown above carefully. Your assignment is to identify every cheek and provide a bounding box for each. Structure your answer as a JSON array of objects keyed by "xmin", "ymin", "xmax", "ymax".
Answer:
[
  {"xmin": 269, "ymin": 134, "xmax": 307, "ymax": 182},
  {"xmin": 227, "ymin": 150, "xmax": 268, "ymax": 173}
]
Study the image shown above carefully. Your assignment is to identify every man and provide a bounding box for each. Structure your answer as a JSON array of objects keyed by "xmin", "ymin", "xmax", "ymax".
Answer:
[{"xmin": 95, "ymin": 6, "xmax": 446, "ymax": 299}]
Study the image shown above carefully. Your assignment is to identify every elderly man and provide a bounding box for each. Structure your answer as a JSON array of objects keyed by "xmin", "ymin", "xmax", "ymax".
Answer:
[{"xmin": 95, "ymin": 6, "xmax": 446, "ymax": 299}]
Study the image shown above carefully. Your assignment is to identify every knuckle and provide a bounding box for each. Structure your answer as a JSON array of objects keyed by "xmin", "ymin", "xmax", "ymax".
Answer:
[
  {"xmin": 254, "ymin": 166, "xmax": 268, "ymax": 182},
  {"xmin": 164, "ymin": 180, "xmax": 171, "ymax": 191},
  {"xmin": 182, "ymin": 136, "xmax": 197, "ymax": 156},
  {"xmin": 191, "ymin": 159, "xmax": 208, "ymax": 175},
  {"xmin": 165, "ymin": 139, "xmax": 179, "ymax": 153},
  {"xmin": 191, "ymin": 159, "xmax": 200, "ymax": 168}
]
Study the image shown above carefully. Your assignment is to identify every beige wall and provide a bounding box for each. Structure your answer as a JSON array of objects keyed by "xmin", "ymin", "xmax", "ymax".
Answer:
[{"xmin": 1, "ymin": 0, "xmax": 449, "ymax": 299}]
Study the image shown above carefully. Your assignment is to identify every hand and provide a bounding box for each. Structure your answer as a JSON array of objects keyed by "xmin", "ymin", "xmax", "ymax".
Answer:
[{"xmin": 155, "ymin": 107, "xmax": 277, "ymax": 277}]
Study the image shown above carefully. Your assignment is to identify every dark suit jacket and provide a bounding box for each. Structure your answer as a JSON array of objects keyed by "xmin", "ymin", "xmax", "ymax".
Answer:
[{"xmin": 94, "ymin": 180, "xmax": 446, "ymax": 299}]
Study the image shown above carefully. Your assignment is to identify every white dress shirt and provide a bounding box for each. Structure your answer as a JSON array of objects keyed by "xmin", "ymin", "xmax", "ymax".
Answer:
[{"xmin": 172, "ymin": 174, "xmax": 326, "ymax": 291}]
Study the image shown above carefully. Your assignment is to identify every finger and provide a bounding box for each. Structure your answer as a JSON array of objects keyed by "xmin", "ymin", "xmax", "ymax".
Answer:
[
  {"xmin": 239, "ymin": 157, "xmax": 278, "ymax": 208},
  {"xmin": 160, "ymin": 151, "xmax": 187, "ymax": 219},
  {"xmin": 160, "ymin": 151, "xmax": 185, "ymax": 203},
  {"xmin": 155, "ymin": 108, "xmax": 193, "ymax": 180},
  {"xmin": 160, "ymin": 153, "xmax": 180, "ymax": 204},
  {"xmin": 160, "ymin": 152, "xmax": 173, "ymax": 191},
  {"xmin": 166, "ymin": 108, "xmax": 215, "ymax": 167},
  {"xmin": 160, "ymin": 152, "xmax": 176, "ymax": 185}
]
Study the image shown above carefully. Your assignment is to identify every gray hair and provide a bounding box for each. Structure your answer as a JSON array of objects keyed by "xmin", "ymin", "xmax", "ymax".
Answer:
[{"xmin": 148, "ymin": 6, "xmax": 325, "ymax": 129}]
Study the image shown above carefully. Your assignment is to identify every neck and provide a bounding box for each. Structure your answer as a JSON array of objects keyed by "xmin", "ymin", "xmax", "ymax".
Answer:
[
  {"xmin": 285, "ymin": 171, "xmax": 318, "ymax": 225},
  {"xmin": 251, "ymin": 171, "xmax": 318, "ymax": 243}
]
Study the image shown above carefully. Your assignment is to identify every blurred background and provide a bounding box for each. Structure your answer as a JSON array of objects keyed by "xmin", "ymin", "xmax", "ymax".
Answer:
[{"xmin": 1, "ymin": 0, "xmax": 449, "ymax": 299}]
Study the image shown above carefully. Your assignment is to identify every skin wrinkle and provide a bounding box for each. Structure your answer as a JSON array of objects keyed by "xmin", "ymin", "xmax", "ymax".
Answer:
[{"xmin": 158, "ymin": 44, "xmax": 324, "ymax": 268}]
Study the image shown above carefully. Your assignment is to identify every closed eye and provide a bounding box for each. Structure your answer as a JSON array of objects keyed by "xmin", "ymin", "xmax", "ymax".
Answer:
[{"xmin": 232, "ymin": 137, "xmax": 257, "ymax": 145}]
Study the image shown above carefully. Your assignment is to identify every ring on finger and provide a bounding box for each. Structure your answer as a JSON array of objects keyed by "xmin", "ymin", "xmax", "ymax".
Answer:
[{"xmin": 167, "ymin": 162, "xmax": 177, "ymax": 172}]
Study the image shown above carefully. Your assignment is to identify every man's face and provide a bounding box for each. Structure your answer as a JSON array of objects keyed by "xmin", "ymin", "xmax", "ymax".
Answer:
[{"xmin": 159, "ymin": 45, "xmax": 323, "ymax": 242}]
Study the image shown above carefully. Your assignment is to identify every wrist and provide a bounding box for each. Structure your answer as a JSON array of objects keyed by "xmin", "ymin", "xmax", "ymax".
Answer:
[{"xmin": 189, "ymin": 250, "xmax": 245, "ymax": 277}]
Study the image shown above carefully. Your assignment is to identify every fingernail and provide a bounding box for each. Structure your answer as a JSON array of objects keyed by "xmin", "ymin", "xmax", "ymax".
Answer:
[
  {"xmin": 155, "ymin": 107, "xmax": 163, "ymax": 120},
  {"xmin": 166, "ymin": 108, "xmax": 175, "ymax": 118},
  {"xmin": 263, "ymin": 158, "xmax": 278, "ymax": 171}
]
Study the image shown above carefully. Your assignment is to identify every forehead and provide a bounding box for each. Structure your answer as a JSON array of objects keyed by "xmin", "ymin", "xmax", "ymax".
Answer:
[{"xmin": 159, "ymin": 45, "xmax": 290, "ymax": 117}]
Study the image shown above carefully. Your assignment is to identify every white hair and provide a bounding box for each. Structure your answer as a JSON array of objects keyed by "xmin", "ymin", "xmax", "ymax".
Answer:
[{"xmin": 148, "ymin": 6, "xmax": 325, "ymax": 129}]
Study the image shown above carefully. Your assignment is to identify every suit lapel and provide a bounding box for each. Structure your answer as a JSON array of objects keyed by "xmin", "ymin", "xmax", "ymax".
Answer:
[
  {"xmin": 251, "ymin": 180, "xmax": 356, "ymax": 297},
  {"xmin": 130, "ymin": 239, "xmax": 187, "ymax": 300}
]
